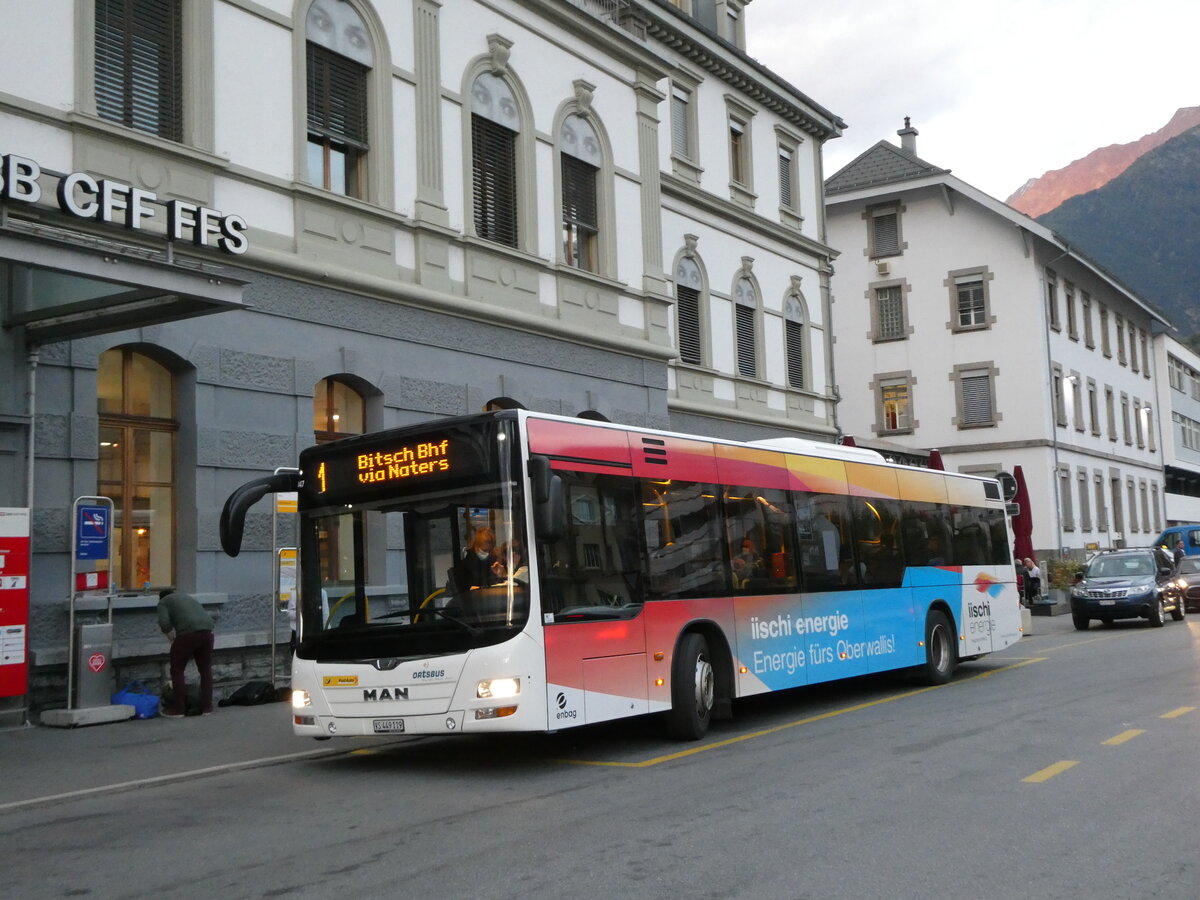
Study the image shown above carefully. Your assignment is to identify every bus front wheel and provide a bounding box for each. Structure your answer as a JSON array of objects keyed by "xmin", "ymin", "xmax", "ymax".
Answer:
[
  {"xmin": 922, "ymin": 610, "xmax": 956, "ymax": 685},
  {"xmin": 666, "ymin": 632, "xmax": 714, "ymax": 740}
]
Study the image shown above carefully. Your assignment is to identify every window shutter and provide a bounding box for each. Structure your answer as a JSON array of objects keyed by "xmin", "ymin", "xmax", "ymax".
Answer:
[
  {"xmin": 961, "ymin": 374, "xmax": 991, "ymax": 424},
  {"xmin": 472, "ymin": 115, "xmax": 518, "ymax": 247},
  {"xmin": 561, "ymin": 155, "xmax": 598, "ymax": 230},
  {"xmin": 735, "ymin": 304, "xmax": 757, "ymax": 378},
  {"xmin": 786, "ymin": 320, "xmax": 804, "ymax": 389},
  {"xmin": 873, "ymin": 212, "xmax": 898, "ymax": 255},
  {"xmin": 307, "ymin": 43, "xmax": 369, "ymax": 148},
  {"xmin": 676, "ymin": 284, "xmax": 702, "ymax": 365},
  {"xmin": 671, "ymin": 91, "xmax": 690, "ymax": 157},
  {"xmin": 778, "ymin": 148, "xmax": 792, "ymax": 208},
  {"xmin": 95, "ymin": 0, "xmax": 182, "ymax": 141}
]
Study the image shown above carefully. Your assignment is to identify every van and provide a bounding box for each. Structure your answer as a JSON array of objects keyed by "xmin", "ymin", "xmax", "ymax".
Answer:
[{"xmin": 1153, "ymin": 525, "xmax": 1200, "ymax": 558}]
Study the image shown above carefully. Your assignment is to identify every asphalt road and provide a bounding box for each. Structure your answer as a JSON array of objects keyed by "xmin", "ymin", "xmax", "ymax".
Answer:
[{"xmin": 4, "ymin": 614, "xmax": 1198, "ymax": 899}]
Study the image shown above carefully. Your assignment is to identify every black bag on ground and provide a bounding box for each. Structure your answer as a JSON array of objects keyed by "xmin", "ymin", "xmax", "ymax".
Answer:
[
  {"xmin": 219, "ymin": 680, "xmax": 278, "ymax": 707},
  {"xmin": 161, "ymin": 682, "xmax": 203, "ymax": 715}
]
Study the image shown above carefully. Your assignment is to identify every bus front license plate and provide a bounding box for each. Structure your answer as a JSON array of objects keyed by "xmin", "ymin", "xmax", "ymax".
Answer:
[{"xmin": 373, "ymin": 718, "xmax": 405, "ymax": 733}]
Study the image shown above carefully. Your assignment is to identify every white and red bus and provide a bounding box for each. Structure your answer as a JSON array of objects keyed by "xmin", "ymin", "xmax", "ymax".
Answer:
[{"xmin": 220, "ymin": 409, "xmax": 1021, "ymax": 740}]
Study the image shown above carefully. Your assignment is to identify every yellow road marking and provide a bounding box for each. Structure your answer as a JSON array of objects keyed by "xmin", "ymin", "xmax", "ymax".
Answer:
[
  {"xmin": 555, "ymin": 658, "xmax": 1048, "ymax": 768},
  {"xmin": 1023, "ymin": 760, "xmax": 1078, "ymax": 783},
  {"xmin": 1161, "ymin": 706, "xmax": 1195, "ymax": 719},
  {"xmin": 1102, "ymin": 729, "xmax": 1144, "ymax": 746}
]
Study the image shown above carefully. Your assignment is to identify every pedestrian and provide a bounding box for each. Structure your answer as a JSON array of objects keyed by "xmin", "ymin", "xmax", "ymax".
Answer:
[
  {"xmin": 1173, "ymin": 539, "xmax": 1185, "ymax": 569},
  {"xmin": 1023, "ymin": 557, "xmax": 1042, "ymax": 604},
  {"xmin": 157, "ymin": 588, "xmax": 215, "ymax": 717}
]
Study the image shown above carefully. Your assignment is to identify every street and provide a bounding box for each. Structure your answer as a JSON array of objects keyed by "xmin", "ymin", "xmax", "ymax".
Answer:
[{"xmin": 3, "ymin": 613, "xmax": 1198, "ymax": 899}]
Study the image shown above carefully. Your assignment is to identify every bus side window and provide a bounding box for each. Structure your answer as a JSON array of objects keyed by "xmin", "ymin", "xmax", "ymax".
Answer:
[
  {"xmin": 537, "ymin": 471, "xmax": 643, "ymax": 616},
  {"xmin": 795, "ymin": 492, "xmax": 855, "ymax": 591},
  {"xmin": 724, "ymin": 486, "xmax": 796, "ymax": 593},
  {"xmin": 852, "ymin": 496, "xmax": 903, "ymax": 588},
  {"xmin": 643, "ymin": 480, "xmax": 724, "ymax": 599}
]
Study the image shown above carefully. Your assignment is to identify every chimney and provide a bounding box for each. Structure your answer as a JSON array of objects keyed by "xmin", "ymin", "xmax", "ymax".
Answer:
[{"xmin": 897, "ymin": 116, "xmax": 918, "ymax": 155}]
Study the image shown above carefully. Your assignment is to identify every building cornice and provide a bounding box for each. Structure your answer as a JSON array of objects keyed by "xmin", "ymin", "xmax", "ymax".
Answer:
[
  {"xmin": 638, "ymin": 1, "xmax": 845, "ymax": 140},
  {"xmin": 661, "ymin": 172, "xmax": 838, "ymax": 262}
]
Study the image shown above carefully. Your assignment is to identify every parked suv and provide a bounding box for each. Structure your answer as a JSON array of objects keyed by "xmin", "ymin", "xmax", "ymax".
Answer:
[{"xmin": 1069, "ymin": 548, "xmax": 1184, "ymax": 630}]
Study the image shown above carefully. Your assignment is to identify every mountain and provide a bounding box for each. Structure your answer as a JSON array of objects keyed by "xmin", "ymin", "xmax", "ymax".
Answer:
[
  {"xmin": 1036, "ymin": 124, "xmax": 1200, "ymax": 335},
  {"xmin": 1008, "ymin": 106, "xmax": 1200, "ymax": 217}
]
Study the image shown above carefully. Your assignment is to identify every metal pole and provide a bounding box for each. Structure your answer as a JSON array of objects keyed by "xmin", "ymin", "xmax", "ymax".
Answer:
[
  {"xmin": 271, "ymin": 484, "xmax": 278, "ymax": 689},
  {"xmin": 24, "ymin": 349, "xmax": 38, "ymax": 725}
]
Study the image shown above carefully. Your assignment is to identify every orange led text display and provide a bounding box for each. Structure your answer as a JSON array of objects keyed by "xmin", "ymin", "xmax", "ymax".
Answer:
[{"xmin": 356, "ymin": 440, "xmax": 451, "ymax": 483}]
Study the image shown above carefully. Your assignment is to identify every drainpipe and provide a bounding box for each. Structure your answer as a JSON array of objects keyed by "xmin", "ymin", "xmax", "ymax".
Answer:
[
  {"xmin": 26, "ymin": 348, "xmax": 38, "ymax": 511},
  {"xmin": 23, "ymin": 348, "xmax": 38, "ymax": 727}
]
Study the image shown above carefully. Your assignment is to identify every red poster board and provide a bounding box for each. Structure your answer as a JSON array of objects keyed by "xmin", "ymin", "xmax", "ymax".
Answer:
[{"xmin": 0, "ymin": 508, "xmax": 30, "ymax": 699}]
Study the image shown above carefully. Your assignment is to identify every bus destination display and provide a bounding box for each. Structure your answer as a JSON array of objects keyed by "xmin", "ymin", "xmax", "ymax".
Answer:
[{"xmin": 304, "ymin": 430, "xmax": 490, "ymax": 502}]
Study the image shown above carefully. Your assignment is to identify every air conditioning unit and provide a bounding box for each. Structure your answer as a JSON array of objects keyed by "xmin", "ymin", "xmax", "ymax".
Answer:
[{"xmin": 875, "ymin": 260, "xmax": 890, "ymax": 276}]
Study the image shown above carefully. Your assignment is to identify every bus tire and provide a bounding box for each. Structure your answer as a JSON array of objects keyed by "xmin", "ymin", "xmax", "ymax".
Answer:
[
  {"xmin": 666, "ymin": 632, "xmax": 714, "ymax": 740},
  {"xmin": 922, "ymin": 610, "xmax": 956, "ymax": 685}
]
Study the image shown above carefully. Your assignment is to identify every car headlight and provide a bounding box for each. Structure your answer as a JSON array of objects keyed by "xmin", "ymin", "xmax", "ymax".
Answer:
[{"xmin": 477, "ymin": 677, "xmax": 520, "ymax": 699}]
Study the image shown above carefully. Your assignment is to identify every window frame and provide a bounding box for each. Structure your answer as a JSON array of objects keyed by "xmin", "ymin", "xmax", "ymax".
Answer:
[
  {"xmin": 554, "ymin": 99, "xmax": 615, "ymax": 278},
  {"xmin": 873, "ymin": 371, "xmax": 915, "ymax": 436},
  {"xmin": 724, "ymin": 94, "xmax": 756, "ymax": 208},
  {"xmin": 732, "ymin": 274, "xmax": 761, "ymax": 380},
  {"xmin": 674, "ymin": 252, "xmax": 708, "ymax": 368},
  {"xmin": 866, "ymin": 202, "xmax": 903, "ymax": 260},
  {"xmin": 953, "ymin": 362, "xmax": 999, "ymax": 429},
  {"xmin": 97, "ymin": 347, "xmax": 178, "ymax": 592},
  {"xmin": 869, "ymin": 279, "xmax": 911, "ymax": 343},
  {"xmin": 774, "ymin": 125, "xmax": 803, "ymax": 229},
  {"xmin": 668, "ymin": 71, "xmax": 702, "ymax": 183},
  {"xmin": 945, "ymin": 267, "xmax": 993, "ymax": 333}
]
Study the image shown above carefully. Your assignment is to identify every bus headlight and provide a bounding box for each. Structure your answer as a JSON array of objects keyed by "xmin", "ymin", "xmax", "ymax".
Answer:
[
  {"xmin": 292, "ymin": 689, "xmax": 311, "ymax": 708},
  {"xmin": 477, "ymin": 677, "xmax": 520, "ymax": 699}
]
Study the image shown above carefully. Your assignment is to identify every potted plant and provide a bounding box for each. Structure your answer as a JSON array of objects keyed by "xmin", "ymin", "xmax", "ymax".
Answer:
[{"xmin": 1045, "ymin": 557, "xmax": 1083, "ymax": 604}]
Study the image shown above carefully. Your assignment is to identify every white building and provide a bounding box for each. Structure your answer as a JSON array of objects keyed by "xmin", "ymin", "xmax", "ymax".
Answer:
[
  {"xmin": 1152, "ymin": 332, "xmax": 1200, "ymax": 525},
  {"xmin": 0, "ymin": 0, "xmax": 843, "ymax": 718},
  {"xmin": 825, "ymin": 122, "xmax": 1168, "ymax": 559}
]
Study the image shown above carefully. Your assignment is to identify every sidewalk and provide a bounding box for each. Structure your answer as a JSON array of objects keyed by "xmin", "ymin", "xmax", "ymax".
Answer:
[{"xmin": 0, "ymin": 700, "xmax": 358, "ymax": 811}]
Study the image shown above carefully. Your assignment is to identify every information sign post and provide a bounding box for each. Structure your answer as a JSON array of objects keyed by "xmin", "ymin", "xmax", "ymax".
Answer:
[{"xmin": 42, "ymin": 497, "xmax": 130, "ymax": 727}]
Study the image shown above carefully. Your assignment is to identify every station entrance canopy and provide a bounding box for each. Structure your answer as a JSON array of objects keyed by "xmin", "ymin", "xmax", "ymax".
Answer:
[{"xmin": 1, "ymin": 224, "xmax": 246, "ymax": 343}]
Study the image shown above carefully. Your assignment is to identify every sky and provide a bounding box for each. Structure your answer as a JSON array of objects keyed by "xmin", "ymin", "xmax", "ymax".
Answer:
[{"xmin": 744, "ymin": 0, "xmax": 1200, "ymax": 201}]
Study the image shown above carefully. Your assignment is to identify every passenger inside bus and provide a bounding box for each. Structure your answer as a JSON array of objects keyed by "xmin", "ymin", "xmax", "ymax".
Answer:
[
  {"xmin": 450, "ymin": 526, "xmax": 500, "ymax": 592},
  {"xmin": 731, "ymin": 537, "xmax": 763, "ymax": 588}
]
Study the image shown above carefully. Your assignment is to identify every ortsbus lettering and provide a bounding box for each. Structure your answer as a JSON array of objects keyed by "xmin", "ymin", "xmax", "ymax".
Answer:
[{"xmin": 1, "ymin": 153, "xmax": 248, "ymax": 255}]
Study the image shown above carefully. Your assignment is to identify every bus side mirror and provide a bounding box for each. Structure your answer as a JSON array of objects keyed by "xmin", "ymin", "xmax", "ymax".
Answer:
[
  {"xmin": 219, "ymin": 471, "xmax": 301, "ymax": 557},
  {"xmin": 528, "ymin": 456, "xmax": 564, "ymax": 543}
]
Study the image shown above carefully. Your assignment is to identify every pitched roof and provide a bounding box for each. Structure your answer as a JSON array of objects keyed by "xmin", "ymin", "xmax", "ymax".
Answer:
[{"xmin": 825, "ymin": 140, "xmax": 949, "ymax": 194}]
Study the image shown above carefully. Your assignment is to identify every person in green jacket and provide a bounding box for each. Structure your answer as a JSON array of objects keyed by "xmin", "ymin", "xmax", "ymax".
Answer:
[{"xmin": 157, "ymin": 589, "xmax": 215, "ymax": 717}]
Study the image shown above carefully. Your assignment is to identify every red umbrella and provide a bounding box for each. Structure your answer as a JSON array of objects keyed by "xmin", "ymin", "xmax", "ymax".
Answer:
[{"xmin": 1010, "ymin": 464, "xmax": 1034, "ymax": 563}]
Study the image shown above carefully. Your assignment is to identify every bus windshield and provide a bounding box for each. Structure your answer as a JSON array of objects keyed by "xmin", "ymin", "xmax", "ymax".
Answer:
[{"xmin": 296, "ymin": 416, "xmax": 528, "ymax": 660}]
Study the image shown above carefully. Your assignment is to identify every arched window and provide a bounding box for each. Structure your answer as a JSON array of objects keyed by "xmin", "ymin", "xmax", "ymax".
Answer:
[
  {"xmin": 733, "ymin": 276, "xmax": 758, "ymax": 378},
  {"xmin": 313, "ymin": 376, "xmax": 365, "ymax": 442},
  {"xmin": 675, "ymin": 256, "xmax": 704, "ymax": 366},
  {"xmin": 470, "ymin": 71, "xmax": 520, "ymax": 247},
  {"xmin": 98, "ymin": 349, "xmax": 176, "ymax": 590},
  {"xmin": 784, "ymin": 295, "xmax": 806, "ymax": 390},
  {"xmin": 313, "ymin": 377, "xmax": 365, "ymax": 584},
  {"xmin": 560, "ymin": 113, "xmax": 601, "ymax": 271},
  {"xmin": 305, "ymin": 0, "xmax": 373, "ymax": 197}
]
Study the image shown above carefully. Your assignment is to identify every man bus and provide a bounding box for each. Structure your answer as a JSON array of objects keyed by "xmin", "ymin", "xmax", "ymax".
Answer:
[{"xmin": 220, "ymin": 409, "xmax": 1021, "ymax": 741}]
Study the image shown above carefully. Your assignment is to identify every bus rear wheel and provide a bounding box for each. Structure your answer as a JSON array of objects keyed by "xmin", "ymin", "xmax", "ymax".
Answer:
[
  {"xmin": 666, "ymin": 632, "xmax": 714, "ymax": 740},
  {"xmin": 922, "ymin": 610, "xmax": 956, "ymax": 685}
]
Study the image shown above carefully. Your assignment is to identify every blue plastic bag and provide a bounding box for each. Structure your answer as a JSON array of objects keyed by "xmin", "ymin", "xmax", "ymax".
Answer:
[{"xmin": 112, "ymin": 681, "xmax": 160, "ymax": 719}]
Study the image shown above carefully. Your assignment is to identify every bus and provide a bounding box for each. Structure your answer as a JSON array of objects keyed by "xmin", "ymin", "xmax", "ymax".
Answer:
[{"xmin": 220, "ymin": 409, "xmax": 1021, "ymax": 741}]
